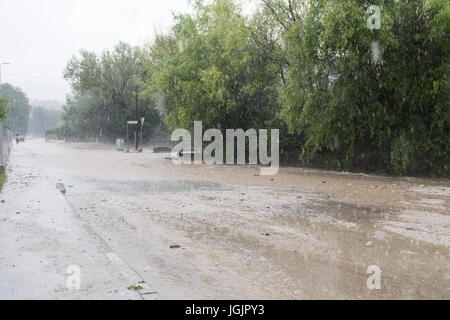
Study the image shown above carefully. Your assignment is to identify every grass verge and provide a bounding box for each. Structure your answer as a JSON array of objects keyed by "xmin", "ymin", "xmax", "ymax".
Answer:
[{"xmin": 0, "ymin": 173, "xmax": 6, "ymax": 192}]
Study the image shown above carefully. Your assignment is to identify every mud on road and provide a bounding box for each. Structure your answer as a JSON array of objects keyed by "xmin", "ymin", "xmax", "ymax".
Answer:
[{"xmin": 1, "ymin": 139, "xmax": 449, "ymax": 299}]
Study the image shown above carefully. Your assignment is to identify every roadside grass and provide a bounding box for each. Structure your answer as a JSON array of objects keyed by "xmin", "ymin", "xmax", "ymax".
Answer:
[
  {"xmin": 0, "ymin": 173, "xmax": 5, "ymax": 192},
  {"xmin": 128, "ymin": 285, "xmax": 143, "ymax": 291}
]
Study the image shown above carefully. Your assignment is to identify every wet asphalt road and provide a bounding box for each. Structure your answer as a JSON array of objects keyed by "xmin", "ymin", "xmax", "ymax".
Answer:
[{"xmin": 0, "ymin": 140, "xmax": 449, "ymax": 299}]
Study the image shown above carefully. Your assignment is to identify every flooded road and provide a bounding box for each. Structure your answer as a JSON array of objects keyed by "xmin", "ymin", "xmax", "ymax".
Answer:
[{"xmin": 1, "ymin": 139, "xmax": 449, "ymax": 299}]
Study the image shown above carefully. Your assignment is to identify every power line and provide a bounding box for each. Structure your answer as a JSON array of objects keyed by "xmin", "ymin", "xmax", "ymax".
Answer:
[{"xmin": 2, "ymin": 72, "xmax": 66, "ymax": 81}]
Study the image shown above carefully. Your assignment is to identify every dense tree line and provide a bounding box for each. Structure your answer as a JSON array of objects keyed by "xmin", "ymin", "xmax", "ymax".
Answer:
[
  {"xmin": 0, "ymin": 97, "xmax": 7, "ymax": 121},
  {"xmin": 58, "ymin": 0, "xmax": 449, "ymax": 176},
  {"xmin": 60, "ymin": 42, "xmax": 165, "ymax": 145},
  {"xmin": 0, "ymin": 83, "xmax": 32, "ymax": 134}
]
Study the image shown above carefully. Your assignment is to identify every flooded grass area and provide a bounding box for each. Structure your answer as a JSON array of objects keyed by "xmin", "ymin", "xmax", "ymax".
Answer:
[{"xmin": 0, "ymin": 173, "xmax": 6, "ymax": 192}]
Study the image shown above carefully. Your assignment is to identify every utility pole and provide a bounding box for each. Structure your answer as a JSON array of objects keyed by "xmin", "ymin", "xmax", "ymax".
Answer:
[
  {"xmin": 126, "ymin": 122, "xmax": 129, "ymax": 152},
  {"xmin": 139, "ymin": 117, "xmax": 145, "ymax": 152},
  {"xmin": 135, "ymin": 85, "xmax": 139, "ymax": 150}
]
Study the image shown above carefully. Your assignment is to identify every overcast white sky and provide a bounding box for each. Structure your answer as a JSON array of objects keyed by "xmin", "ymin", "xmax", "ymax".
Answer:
[{"xmin": 0, "ymin": 0, "xmax": 195, "ymax": 102}]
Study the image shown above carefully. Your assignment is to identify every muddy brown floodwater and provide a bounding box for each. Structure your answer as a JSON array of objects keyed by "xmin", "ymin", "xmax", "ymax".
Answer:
[{"xmin": 1, "ymin": 139, "xmax": 449, "ymax": 299}]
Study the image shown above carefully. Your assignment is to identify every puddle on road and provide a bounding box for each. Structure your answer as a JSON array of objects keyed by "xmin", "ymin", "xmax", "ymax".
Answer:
[
  {"xmin": 123, "ymin": 185, "xmax": 448, "ymax": 299},
  {"xmin": 57, "ymin": 172, "xmax": 449, "ymax": 299},
  {"xmin": 79, "ymin": 178, "xmax": 227, "ymax": 195},
  {"xmin": 294, "ymin": 200, "xmax": 385, "ymax": 224},
  {"xmin": 70, "ymin": 144, "xmax": 115, "ymax": 150}
]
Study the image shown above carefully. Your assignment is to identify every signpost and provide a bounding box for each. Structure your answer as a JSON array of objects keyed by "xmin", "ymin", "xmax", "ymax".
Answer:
[
  {"xmin": 139, "ymin": 117, "xmax": 145, "ymax": 152},
  {"xmin": 125, "ymin": 119, "xmax": 145, "ymax": 152},
  {"xmin": 126, "ymin": 121, "xmax": 138, "ymax": 152}
]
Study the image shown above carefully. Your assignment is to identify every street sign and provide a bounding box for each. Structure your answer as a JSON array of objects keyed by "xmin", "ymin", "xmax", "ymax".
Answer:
[{"xmin": 127, "ymin": 121, "xmax": 138, "ymax": 125}]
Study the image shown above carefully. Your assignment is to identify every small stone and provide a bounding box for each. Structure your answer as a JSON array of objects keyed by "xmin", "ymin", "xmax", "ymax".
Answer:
[
  {"xmin": 56, "ymin": 183, "xmax": 66, "ymax": 194},
  {"xmin": 170, "ymin": 245, "xmax": 181, "ymax": 249},
  {"xmin": 366, "ymin": 241, "xmax": 373, "ymax": 248}
]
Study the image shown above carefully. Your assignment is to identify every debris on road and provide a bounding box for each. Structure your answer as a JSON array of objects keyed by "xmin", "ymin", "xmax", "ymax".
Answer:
[
  {"xmin": 56, "ymin": 183, "xmax": 66, "ymax": 194},
  {"xmin": 2, "ymin": 139, "xmax": 448, "ymax": 300},
  {"xmin": 128, "ymin": 285, "xmax": 143, "ymax": 291}
]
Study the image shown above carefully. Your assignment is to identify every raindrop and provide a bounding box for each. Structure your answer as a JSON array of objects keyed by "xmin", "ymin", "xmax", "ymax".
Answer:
[
  {"xmin": 371, "ymin": 41, "xmax": 381, "ymax": 64},
  {"xmin": 178, "ymin": 40, "xmax": 184, "ymax": 53}
]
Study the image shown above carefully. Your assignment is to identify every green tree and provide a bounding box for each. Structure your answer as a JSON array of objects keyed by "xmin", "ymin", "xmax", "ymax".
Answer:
[
  {"xmin": 149, "ymin": 0, "xmax": 281, "ymax": 133},
  {"xmin": 277, "ymin": 0, "xmax": 449, "ymax": 175},
  {"xmin": 0, "ymin": 83, "xmax": 32, "ymax": 134},
  {"xmin": 63, "ymin": 42, "xmax": 166, "ymax": 143},
  {"xmin": 0, "ymin": 97, "xmax": 8, "ymax": 121},
  {"xmin": 58, "ymin": 0, "xmax": 449, "ymax": 176}
]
